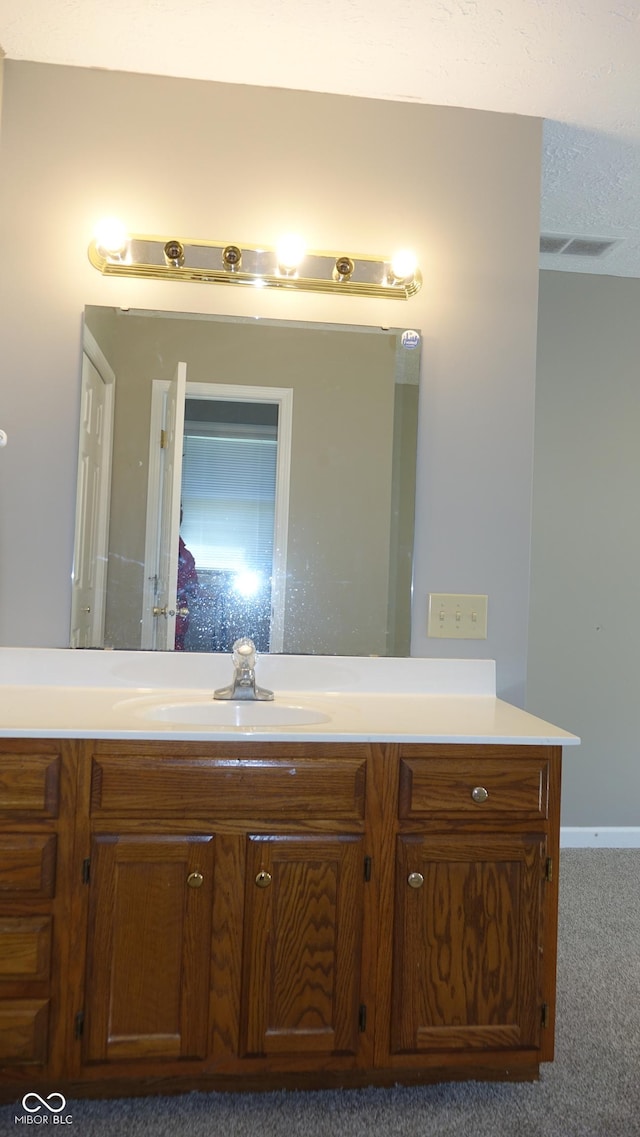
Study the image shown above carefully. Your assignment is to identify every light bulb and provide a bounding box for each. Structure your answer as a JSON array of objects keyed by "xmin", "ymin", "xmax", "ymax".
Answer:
[
  {"xmin": 390, "ymin": 249, "xmax": 417, "ymax": 282},
  {"xmin": 276, "ymin": 234, "xmax": 305, "ymax": 273},
  {"xmin": 94, "ymin": 217, "xmax": 128, "ymax": 257}
]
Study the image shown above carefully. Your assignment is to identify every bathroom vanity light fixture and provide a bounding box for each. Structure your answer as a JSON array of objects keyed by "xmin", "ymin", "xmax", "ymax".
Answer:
[
  {"xmin": 93, "ymin": 217, "xmax": 129, "ymax": 260},
  {"xmin": 88, "ymin": 223, "xmax": 422, "ymax": 299},
  {"xmin": 388, "ymin": 249, "xmax": 418, "ymax": 285},
  {"xmin": 275, "ymin": 233, "xmax": 306, "ymax": 276}
]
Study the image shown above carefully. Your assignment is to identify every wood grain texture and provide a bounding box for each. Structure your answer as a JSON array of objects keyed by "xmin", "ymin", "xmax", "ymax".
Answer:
[
  {"xmin": 0, "ymin": 834, "xmax": 57, "ymax": 897},
  {"xmin": 538, "ymin": 747, "xmax": 562, "ymax": 1062},
  {"xmin": 0, "ymin": 738, "xmax": 563, "ymax": 1094},
  {"xmin": 369, "ymin": 742, "xmax": 400, "ymax": 1069},
  {"xmin": 239, "ymin": 834, "xmax": 364, "ymax": 1062},
  {"xmin": 0, "ymin": 999, "xmax": 49, "ymax": 1064},
  {"xmin": 0, "ymin": 743, "xmax": 61, "ymax": 817},
  {"xmin": 391, "ymin": 833, "xmax": 544, "ymax": 1054},
  {"xmin": 83, "ymin": 833, "xmax": 215, "ymax": 1063},
  {"xmin": 90, "ymin": 752, "xmax": 366, "ymax": 820},
  {"xmin": 0, "ymin": 917, "xmax": 52, "ymax": 981},
  {"xmin": 0, "ymin": 740, "xmax": 75, "ymax": 1082},
  {"xmin": 210, "ymin": 833, "xmax": 245, "ymax": 1062},
  {"xmin": 398, "ymin": 747, "xmax": 550, "ymax": 820}
]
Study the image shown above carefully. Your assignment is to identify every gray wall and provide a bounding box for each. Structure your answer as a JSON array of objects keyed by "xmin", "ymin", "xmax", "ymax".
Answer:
[
  {"xmin": 0, "ymin": 61, "xmax": 542, "ymax": 701},
  {"xmin": 529, "ymin": 270, "xmax": 640, "ymax": 826}
]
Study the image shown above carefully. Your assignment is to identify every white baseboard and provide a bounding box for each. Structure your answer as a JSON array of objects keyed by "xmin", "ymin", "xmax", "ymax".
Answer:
[{"xmin": 561, "ymin": 827, "xmax": 640, "ymax": 848}]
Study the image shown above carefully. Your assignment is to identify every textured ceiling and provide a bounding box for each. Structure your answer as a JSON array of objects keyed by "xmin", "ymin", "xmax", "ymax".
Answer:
[{"xmin": 1, "ymin": 0, "xmax": 639, "ymax": 276}]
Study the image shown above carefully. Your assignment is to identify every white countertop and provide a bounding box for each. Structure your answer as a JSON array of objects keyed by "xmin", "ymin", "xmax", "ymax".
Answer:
[{"xmin": 0, "ymin": 649, "xmax": 580, "ymax": 746}]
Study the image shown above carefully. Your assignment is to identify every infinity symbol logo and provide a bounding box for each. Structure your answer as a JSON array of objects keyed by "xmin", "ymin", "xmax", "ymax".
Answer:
[{"xmin": 22, "ymin": 1092, "xmax": 67, "ymax": 1113}]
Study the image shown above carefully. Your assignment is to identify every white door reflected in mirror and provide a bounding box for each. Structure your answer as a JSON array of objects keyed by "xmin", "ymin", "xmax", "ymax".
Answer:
[{"xmin": 141, "ymin": 378, "xmax": 292, "ymax": 654}]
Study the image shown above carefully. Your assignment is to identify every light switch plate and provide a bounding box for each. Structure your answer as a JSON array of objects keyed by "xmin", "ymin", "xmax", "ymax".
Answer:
[{"xmin": 427, "ymin": 593, "xmax": 488, "ymax": 639}]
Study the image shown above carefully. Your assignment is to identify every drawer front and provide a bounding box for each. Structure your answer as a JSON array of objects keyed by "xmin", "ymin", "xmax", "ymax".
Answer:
[
  {"xmin": 91, "ymin": 753, "xmax": 366, "ymax": 819},
  {"xmin": 0, "ymin": 835, "xmax": 57, "ymax": 897},
  {"xmin": 0, "ymin": 999, "xmax": 49, "ymax": 1063},
  {"xmin": 0, "ymin": 753, "xmax": 60, "ymax": 817},
  {"xmin": 398, "ymin": 748, "xmax": 549, "ymax": 820},
  {"xmin": 0, "ymin": 917, "xmax": 52, "ymax": 981}
]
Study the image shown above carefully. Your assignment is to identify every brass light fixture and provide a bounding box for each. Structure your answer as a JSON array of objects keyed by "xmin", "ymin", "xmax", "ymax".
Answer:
[
  {"xmin": 163, "ymin": 239, "xmax": 185, "ymax": 267},
  {"xmin": 333, "ymin": 256, "xmax": 355, "ymax": 282},
  {"xmin": 88, "ymin": 225, "xmax": 422, "ymax": 299},
  {"xmin": 222, "ymin": 244, "xmax": 242, "ymax": 271}
]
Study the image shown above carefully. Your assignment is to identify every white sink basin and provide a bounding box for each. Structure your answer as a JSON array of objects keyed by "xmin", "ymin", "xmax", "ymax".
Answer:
[{"xmin": 141, "ymin": 700, "xmax": 331, "ymax": 728}]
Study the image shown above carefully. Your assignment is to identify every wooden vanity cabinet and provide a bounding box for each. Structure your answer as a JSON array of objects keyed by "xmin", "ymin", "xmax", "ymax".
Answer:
[
  {"xmin": 238, "ymin": 832, "xmax": 366, "ymax": 1062},
  {"xmin": 73, "ymin": 740, "xmax": 370, "ymax": 1086},
  {"xmin": 0, "ymin": 740, "xmax": 76, "ymax": 1082},
  {"xmin": 0, "ymin": 737, "xmax": 562, "ymax": 1099},
  {"xmin": 83, "ymin": 832, "xmax": 216, "ymax": 1064},
  {"xmin": 391, "ymin": 832, "xmax": 546, "ymax": 1055},
  {"xmin": 383, "ymin": 744, "xmax": 560, "ymax": 1077}
]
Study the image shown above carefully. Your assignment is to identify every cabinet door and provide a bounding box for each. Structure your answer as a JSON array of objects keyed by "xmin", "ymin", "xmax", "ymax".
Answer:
[
  {"xmin": 240, "ymin": 835, "xmax": 365, "ymax": 1060},
  {"xmin": 83, "ymin": 833, "xmax": 214, "ymax": 1063},
  {"xmin": 391, "ymin": 834, "xmax": 545, "ymax": 1055}
]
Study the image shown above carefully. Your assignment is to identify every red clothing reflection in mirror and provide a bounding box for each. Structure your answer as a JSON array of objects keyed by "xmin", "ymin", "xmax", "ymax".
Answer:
[{"xmin": 175, "ymin": 536, "xmax": 198, "ymax": 650}]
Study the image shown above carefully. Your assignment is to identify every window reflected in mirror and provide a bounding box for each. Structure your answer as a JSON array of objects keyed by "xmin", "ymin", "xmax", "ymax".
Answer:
[{"xmin": 179, "ymin": 398, "xmax": 278, "ymax": 653}]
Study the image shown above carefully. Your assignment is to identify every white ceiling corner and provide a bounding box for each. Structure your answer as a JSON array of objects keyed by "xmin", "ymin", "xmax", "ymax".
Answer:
[{"xmin": 0, "ymin": 0, "xmax": 639, "ymax": 276}]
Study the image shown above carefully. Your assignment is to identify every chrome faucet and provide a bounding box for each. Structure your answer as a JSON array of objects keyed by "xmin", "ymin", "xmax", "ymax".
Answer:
[{"xmin": 213, "ymin": 637, "xmax": 274, "ymax": 702}]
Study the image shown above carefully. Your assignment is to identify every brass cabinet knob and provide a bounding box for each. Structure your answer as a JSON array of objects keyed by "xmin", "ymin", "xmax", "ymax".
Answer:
[
  {"xmin": 186, "ymin": 871, "xmax": 204, "ymax": 888},
  {"xmin": 255, "ymin": 870, "xmax": 272, "ymax": 888},
  {"xmin": 407, "ymin": 872, "xmax": 424, "ymax": 889},
  {"xmin": 471, "ymin": 785, "xmax": 489, "ymax": 804}
]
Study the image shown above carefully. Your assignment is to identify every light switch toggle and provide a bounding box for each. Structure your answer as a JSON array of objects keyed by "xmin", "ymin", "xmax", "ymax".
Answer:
[{"xmin": 427, "ymin": 594, "xmax": 488, "ymax": 639}]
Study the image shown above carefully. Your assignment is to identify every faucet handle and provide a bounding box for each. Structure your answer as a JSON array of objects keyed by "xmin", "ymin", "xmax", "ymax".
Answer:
[
  {"xmin": 213, "ymin": 637, "xmax": 273, "ymax": 701},
  {"xmin": 232, "ymin": 637, "xmax": 257, "ymax": 670}
]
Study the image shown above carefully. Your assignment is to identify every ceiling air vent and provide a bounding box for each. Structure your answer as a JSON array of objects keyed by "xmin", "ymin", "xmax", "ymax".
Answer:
[
  {"xmin": 540, "ymin": 234, "xmax": 620, "ymax": 258},
  {"xmin": 540, "ymin": 235, "xmax": 572, "ymax": 254}
]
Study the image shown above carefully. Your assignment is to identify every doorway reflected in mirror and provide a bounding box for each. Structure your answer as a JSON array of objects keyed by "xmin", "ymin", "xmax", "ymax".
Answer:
[{"xmin": 179, "ymin": 396, "xmax": 279, "ymax": 654}]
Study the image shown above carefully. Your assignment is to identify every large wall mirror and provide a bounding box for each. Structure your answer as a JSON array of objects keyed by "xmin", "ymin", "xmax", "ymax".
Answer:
[{"xmin": 72, "ymin": 306, "xmax": 421, "ymax": 655}]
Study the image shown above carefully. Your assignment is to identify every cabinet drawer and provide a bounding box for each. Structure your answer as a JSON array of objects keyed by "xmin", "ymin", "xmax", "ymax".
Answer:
[
  {"xmin": 0, "ymin": 752, "xmax": 60, "ymax": 817},
  {"xmin": 0, "ymin": 918, "xmax": 52, "ymax": 981},
  {"xmin": 0, "ymin": 835, "xmax": 57, "ymax": 897},
  {"xmin": 398, "ymin": 747, "xmax": 549, "ymax": 820},
  {"xmin": 91, "ymin": 751, "xmax": 366, "ymax": 819},
  {"xmin": 0, "ymin": 999, "xmax": 49, "ymax": 1063}
]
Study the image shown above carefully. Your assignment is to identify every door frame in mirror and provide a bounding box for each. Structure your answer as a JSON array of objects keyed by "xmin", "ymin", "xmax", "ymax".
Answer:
[
  {"xmin": 70, "ymin": 328, "xmax": 116, "ymax": 647},
  {"xmin": 141, "ymin": 380, "xmax": 294, "ymax": 652}
]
